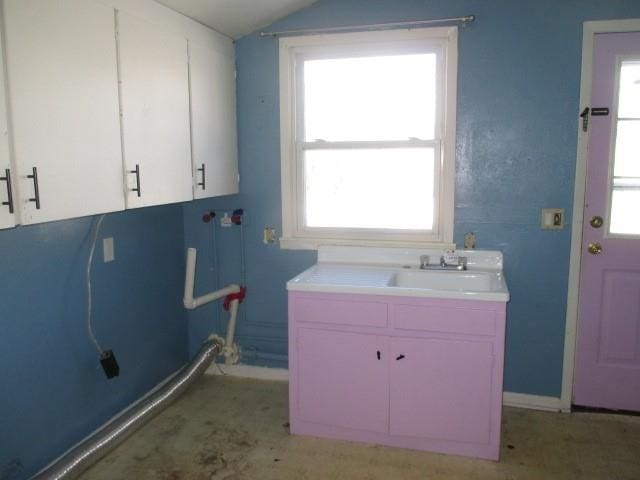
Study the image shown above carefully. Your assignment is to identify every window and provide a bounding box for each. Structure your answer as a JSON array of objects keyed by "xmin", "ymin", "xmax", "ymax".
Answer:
[
  {"xmin": 609, "ymin": 59, "xmax": 640, "ymax": 236},
  {"xmin": 279, "ymin": 28, "xmax": 458, "ymax": 249}
]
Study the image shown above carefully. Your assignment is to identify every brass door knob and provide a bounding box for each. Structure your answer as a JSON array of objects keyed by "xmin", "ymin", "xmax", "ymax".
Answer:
[
  {"xmin": 590, "ymin": 216, "xmax": 604, "ymax": 228},
  {"xmin": 588, "ymin": 242, "xmax": 603, "ymax": 255}
]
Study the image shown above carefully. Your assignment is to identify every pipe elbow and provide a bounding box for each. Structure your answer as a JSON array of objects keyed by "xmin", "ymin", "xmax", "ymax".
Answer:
[{"xmin": 183, "ymin": 297, "xmax": 197, "ymax": 310}]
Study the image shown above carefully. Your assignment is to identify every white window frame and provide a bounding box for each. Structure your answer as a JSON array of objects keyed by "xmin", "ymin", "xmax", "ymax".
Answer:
[
  {"xmin": 279, "ymin": 27, "xmax": 458, "ymax": 250},
  {"xmin": 605, "ymin": 55, "xmax": 640, "ymax": 239}
]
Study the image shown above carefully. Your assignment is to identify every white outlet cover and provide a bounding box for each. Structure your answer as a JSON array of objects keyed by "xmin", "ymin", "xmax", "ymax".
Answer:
[{"xmin": 103, "ymin": 237, "xmax": 115, "ymax": 263}]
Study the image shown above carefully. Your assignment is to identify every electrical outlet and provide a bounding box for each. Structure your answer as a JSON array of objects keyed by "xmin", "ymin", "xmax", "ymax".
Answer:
[
  {"xmin": 541, "ymin": 209, "xmax": 564, "ymax": 230},
  {"xmin": 103, "ymin": 237, "xmax": 115, "ymax": 262},
  {"xmin": 221, "ymin": 213, "xmax": 232, "ymax": 228},
  {"xmin": 263, "ymin": 227, "xmax": 276, "ymax": 244},
  {"xmin": 464, "ymin": 232, "xmax": 476, "ymax": 249}
]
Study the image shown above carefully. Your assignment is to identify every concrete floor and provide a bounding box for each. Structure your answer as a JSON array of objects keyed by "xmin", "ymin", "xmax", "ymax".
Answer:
[{"xmin": 81, "ymin": 376, "xmax": 640, "ymax": 480}]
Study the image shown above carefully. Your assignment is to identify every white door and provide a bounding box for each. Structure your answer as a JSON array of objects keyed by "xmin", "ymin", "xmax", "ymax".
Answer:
[
  {"xmin": 3, "ymin": 0, "xmax": 125, "ymax": 225},
  {"xmin": 117, "ymin": 11, "xmax": 193, "ymax": 209},
  {"xmin": 0, "ymin": 22, "xmax": 15, "ymax": 230},
  {"xmin": 189, "ymin": 42, "xmax": 239, "ymax": 199}
]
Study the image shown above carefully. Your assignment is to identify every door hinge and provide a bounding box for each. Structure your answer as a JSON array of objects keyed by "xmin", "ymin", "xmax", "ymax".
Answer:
[{"xmin": 580, "ymin": 107, "xmax": 610, "ymax": 132}]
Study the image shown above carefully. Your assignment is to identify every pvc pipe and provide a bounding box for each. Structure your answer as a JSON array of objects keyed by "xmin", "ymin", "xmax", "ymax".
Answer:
[
  {"xmin": 183, "ymin": 247, "xmax": 243, "ymax": 364},
  {"xmin": 31, "ymin": 339, "xmax": 221, "ymax": 480},
  {"xmin": 224, "ymin": 299, "xmax": 240, "ymax": 365},
  {"xmin": 183, "ymin": 248, "xmax": 240, "ymax": 309}
]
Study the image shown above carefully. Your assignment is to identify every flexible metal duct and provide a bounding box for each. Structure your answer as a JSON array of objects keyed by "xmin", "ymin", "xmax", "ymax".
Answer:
[{"xmin": 32, "ymin": 339, "xmax": 221, "ymax": 480}]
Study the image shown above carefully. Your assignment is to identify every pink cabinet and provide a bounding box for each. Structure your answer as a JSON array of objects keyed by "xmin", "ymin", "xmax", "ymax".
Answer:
[
  {"xmin": 289, "ymin": 292, "xmax": 507, "ymax": 460},
  {"xmin": 389, "ymin": 337, "xmax": 494, "ymax": 444},
  {"xmin": 297, "ymin": 328, "xmax": 389, "ymax": 433}
]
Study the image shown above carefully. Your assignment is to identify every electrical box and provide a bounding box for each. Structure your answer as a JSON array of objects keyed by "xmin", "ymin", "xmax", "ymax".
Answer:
[{"xmin": 541, "ymin": 209, "xmax": 564, "ymax": 230}]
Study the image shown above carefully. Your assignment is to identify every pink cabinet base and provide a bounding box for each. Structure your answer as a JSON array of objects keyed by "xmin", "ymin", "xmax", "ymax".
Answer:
[{"xmin": 288, "ymin": 291, "xmax": 507, "ymax": 461}]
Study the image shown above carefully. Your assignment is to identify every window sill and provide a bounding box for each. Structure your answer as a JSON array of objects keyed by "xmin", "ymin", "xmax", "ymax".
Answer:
[{"xmin": 279, "ymin": 236, "xmax": 456, "ymax": 251}]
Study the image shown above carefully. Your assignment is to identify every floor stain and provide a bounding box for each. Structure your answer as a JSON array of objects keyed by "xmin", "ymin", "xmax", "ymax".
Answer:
[{"xmin": 79, "ymin": 376, "xmax": 640, "ymax": 480}]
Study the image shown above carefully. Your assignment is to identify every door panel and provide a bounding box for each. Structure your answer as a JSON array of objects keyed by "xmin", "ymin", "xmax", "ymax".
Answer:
[
  {"xmin": 0, "ymin": 22, "xmax": 15, "ymax": 230},
  {"xmin": 575, "ymin": 32, "xmax": 640, "ymax": 411},
  {"xmin": 390, "ymin": 336, "xmax": 494, "ymax": 444},
  {"xmin": 3, "ymin": 0, "xmax": 124, "ymax": 224},
  {"xmin": 598, "ymin": 271, "xmax": 640, "ymax": 365},
  {"xmin": 117, "ymin": 11, "xmax": 192, "ymax": 208},
  {"xmin": 296, "ymin": 328, "xmax": 388, "ymax": 433},
  {"xmin": 189, "ymin": 42, "xmax": 239, "ymax": 199}
]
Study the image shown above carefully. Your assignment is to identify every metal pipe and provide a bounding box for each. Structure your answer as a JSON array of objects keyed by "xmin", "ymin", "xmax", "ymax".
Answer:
[
  {"xmin": 260, "ymin": 15, "xmax": 475, "ymax": 37},
  {"xmin": 31, "ymin": 339, "xmax": 222, "ymax": 480}
]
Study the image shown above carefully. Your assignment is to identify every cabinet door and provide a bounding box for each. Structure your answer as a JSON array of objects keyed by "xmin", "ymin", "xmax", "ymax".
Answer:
[
  {"xmin": 117, "ymin": 11, "xmax": 192, "ymax": 208},
  {"xmin": 3, "ymin": 0, "xmax": 124, "ymax": 224},
  {"xmin": 189, "ymin": 42, "xmax": 239, "ymax": 199},
  {"xmin": 390, "ymin": 337, "xmax": 494, "ymax": 444},
  {"xmin": 0, "ymin": 24, "xmax": 15, "ymax": 230},
  {"xmin": 296, "ymin": 328, "xmax": 388, "ymax": 433}
]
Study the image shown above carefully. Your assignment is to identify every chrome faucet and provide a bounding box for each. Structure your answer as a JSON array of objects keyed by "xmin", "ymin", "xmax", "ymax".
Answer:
[{"xmin": 419, "ymin": 254, "xmax": 467, "ymax": 271}]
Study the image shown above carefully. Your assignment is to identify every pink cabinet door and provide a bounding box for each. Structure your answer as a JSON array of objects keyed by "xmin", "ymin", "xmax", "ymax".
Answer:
[
  {"xmin": 390, "ymin": 336, "xmax": 494, "ymax": 444},
  {"xmin": 295, "ymin": 328, "xmax": 389, "ymax": 433}
]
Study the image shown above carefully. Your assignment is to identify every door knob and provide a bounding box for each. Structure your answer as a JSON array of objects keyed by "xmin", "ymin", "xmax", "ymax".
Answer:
[
  {"xmin": 588, "ymin": 242, "xmax": 603, "ymax": 255},
  {"xmin": 590, "ymin": 216, "xmax": 604, "ymax": 228}
]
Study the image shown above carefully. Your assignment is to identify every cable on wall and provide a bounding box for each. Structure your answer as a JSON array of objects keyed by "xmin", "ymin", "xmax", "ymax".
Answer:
[{"xmin": 86, "ymin": 214, "xmax": 120, "ymax": 379}]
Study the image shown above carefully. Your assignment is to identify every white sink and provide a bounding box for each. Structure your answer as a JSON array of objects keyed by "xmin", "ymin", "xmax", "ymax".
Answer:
[
  {"xmin": 287, "ymin": 247, "xmax": 510, "ymax": 302},
  {"xmin": 392, "ymin": 270, "xmax": 495, "ymax": 292}
]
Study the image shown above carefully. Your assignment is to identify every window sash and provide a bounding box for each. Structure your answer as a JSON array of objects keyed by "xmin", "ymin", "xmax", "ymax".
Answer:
[
  {"xmin": 294, "ymin": 44, "xmax": 446, "ymax": 144},
  {"xmin": 293, "ymin": 140, "xmax": 443, "ymax": 241}
]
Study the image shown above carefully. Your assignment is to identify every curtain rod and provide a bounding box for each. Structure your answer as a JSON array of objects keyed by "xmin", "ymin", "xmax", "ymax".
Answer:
[{"xmin": 259, "ymin": 15, "xmax": 475, "ymax": 38}]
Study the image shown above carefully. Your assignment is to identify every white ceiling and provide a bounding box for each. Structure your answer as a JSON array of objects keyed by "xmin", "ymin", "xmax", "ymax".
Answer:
[{"xmin": 156, "ymin": 0, "xmax": 316, "ymax": 39}]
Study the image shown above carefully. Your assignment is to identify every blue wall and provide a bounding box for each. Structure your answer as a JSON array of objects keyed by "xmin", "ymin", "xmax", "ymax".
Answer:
[
  {"xmin": 0, "ymin": 206, "xmax": 188, "ymax": 480},
  {"xmin": 184, "ymin": 0, "xmax": 640, "ymax": 396}
]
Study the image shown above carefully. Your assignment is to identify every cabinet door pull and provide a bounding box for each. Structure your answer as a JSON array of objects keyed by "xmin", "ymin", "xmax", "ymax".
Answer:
[
  {"xmin": 130, "ymin": 164, "xmax": 141, "ymax": 197},
  {"xmin": 395, "ymin": 354, "xmax": 405, "ymax": 361},
  {"xmin": 376, "ymin": 351, "xmax": 381, "ymax": 360},
  {"xmin": 27, "ymin": 166, "xmax": 41, "ymax": 209},
  {"xmin": 197, "ymin": 163, "xmax": 206, "ymax": 190},
  {"xmin": 1, "ymin": 168, "xmax": 14, "ymax": 214}
]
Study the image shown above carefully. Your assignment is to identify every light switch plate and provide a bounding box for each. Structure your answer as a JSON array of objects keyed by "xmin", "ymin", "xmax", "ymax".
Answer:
[
  {"xmin": 541, "ymin": 209, "xmax": 564, "ymax": 230},
  {"xmin": 103, "ymin": 237, "xmax": 115, "ymax": 263}
]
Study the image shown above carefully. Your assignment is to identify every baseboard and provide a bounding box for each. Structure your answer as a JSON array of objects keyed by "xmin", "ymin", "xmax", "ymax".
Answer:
[
  {"xmin": 206, "ymin": 364, "xmax": 566, "ymax": 412},
  {"xmin": 205, "ymin": 363, "xmax": 289, "ymax": 382},
  {"xmin": 503, "ymin": 392, "xmax": 564, "ymax": 412}
]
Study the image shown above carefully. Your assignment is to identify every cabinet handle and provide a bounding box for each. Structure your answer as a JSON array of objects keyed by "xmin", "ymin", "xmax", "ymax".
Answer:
[
  {"xmin": 130, "ymin": 164, "xmax": 141, "ymax": 197},
  {"xmin": 395, "ymin": 354, "xmax": 405, "ymax": 361},
  {"xmin": 197, "ymin": 163, "xmax": 206, "ymax": 190},
  {"xmin": 27, "ymin": 166, "xmax": 41, "ymax": 209},
  {"xmin": 1, "ymin": 168, "xmax": 14, "ymax": 214},
  {"xmin": 376, "ymin": 351, "xmax": 381, "ymax": 360}
]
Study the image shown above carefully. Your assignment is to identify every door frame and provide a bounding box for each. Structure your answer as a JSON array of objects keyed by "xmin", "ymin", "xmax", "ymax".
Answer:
[{"xmin": 562, "ymin": 18, "xmax": 640, "ymax": 412}]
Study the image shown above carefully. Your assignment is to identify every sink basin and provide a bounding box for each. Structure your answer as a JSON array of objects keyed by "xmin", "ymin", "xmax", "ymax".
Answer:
[{"xmin": 392, "ymin": 270, "xmax": 496, "ymax": 292}]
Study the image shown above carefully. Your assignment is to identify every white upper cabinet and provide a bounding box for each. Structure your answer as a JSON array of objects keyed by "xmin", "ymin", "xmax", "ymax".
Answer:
[
  {"xmin": 189, "ymin": 42, "xmax": 239, "ymax": 199},
  {"xmin": 3, "ymin": 0, "xmax": 125, "ymax": 225},
  {"xmin": 0, "ymin": 22, "xmax": 15, "ymax": 230},
  {"xmin": 117, "ymin": 11, "xmax": 193, "ymax": 209}
]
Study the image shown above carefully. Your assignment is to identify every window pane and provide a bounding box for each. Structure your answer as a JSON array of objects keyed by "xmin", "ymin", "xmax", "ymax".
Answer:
[
  {"xmin": 610, "ymin": 188, "xmax": 640, "ymax": 235},
  {"xmin": 303, "ymin": 54, "xmax": 437, "ymax": 142},
  {"xmin": 618, "ymin": 61, "xmax": 640, "ymax": 119},
  {"xmin": 613, "ymin": 120, "xmax": 640, "ymax": 178},
  {"xmin": 304, "ymin": 148, "xmax": 435, "ymax": 230}
]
